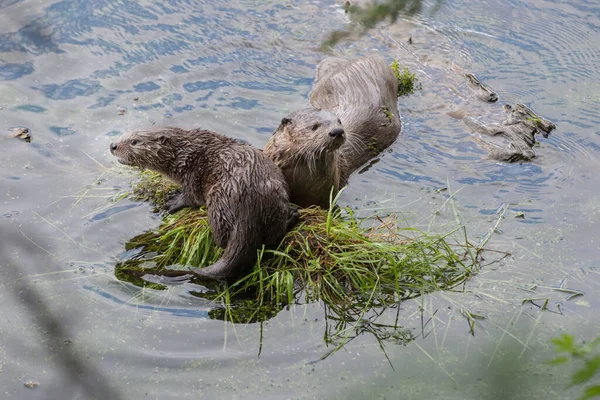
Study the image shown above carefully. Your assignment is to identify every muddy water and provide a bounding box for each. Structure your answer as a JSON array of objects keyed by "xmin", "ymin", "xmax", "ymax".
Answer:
[{"xmin": 1, "ymin": 0, "xmax": 599, "ymax": 398}]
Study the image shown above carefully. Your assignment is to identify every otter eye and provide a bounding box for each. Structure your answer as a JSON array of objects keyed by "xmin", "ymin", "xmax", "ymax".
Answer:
[
  {"xmin": 131, "ymin": 139, "xmax": 138, "ymax": 146},
  {"xmin": 281, "ymin": 117, "xmax": 291, "ymax": 126},
  {"xmin": 311, "ymin": 123, "xmax": 320, "ymax": 131}
]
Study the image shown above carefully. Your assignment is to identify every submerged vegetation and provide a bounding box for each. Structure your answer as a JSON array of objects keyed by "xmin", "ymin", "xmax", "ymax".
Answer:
[
  {"xmin": 116, "ymin": 172, "xmax": 486, "ymax": 352},
  {"xmin": 550, "ymin": 334, "xmax": 600, "ymax": 400}
]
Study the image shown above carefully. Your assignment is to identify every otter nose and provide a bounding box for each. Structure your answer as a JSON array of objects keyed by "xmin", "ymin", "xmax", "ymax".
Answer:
[
  {"xmin": 110, "ymin": 143, "xmax": 117, "ymax": 152},
  {"xmin": 329, "ymin": 128, "xmax": 344, "ymax": 138}
]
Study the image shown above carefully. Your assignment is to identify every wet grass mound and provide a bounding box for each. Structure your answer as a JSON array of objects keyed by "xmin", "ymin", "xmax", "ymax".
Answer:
[{"xmin": 117, "ymin": 172, "xmax": 481, "ymax": 325}]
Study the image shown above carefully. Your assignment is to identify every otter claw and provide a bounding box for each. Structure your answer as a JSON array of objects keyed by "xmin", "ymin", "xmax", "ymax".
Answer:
[
  {"xmin": 165, "ymin": 192, "xmax": 193, "ymax": 214},
  {"xmin": 166, "ymin": 203, "xmax": 186, "ymax": 214},
  {"xmin": 286, "ymin": 206, "xmax": 300, "ymax": 230},
  {"xmin": 165, "ymin": 198, "xmax": 185, "ymax": 214}
]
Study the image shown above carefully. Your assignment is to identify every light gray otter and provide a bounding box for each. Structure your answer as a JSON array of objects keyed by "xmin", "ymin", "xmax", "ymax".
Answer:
[
  {"xmin": 110, "ymin": 127, "xmax": 299, "ymax": 281},
  {"xmin": 263, "ymin": 108, "xmax": 346, "ymax": 208},
  {"xmin": 264, "ymin": 56, "xmax": 401, "ymax": 208}
]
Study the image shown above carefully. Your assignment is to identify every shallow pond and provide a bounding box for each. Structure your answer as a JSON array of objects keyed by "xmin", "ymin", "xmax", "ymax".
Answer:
[{"xmin": 1, "ymin": 0, "xmax": 599, "ymax": 399}]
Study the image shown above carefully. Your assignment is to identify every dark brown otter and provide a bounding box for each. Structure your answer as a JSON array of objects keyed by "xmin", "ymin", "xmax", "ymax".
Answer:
[
  {"xmin": 110, "ymin": 127, "xmax": 298, "ymax": 281},
  {"xmin": 264, "ymin": 56, "xmax": 401, "ymax": 208}
]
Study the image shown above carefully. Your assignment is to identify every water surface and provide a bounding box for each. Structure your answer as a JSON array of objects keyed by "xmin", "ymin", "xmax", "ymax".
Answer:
[{"xmin": 1, "ymin": 0, "xmax": 599, "ymax": 398}]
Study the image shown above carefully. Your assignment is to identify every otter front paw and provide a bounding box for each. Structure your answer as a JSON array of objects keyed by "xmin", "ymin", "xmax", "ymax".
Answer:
[
  {"xmin": 165, "ymin": 192, "xmax": 192, "ymax": 214},
  {"xmin": 287, "ymin": 205, "xmax": 300, "ymax": 230}
]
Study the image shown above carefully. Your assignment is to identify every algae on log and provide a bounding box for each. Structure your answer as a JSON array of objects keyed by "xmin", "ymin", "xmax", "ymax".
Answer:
[
  {"xmin": 464, "ymin": 103, "xmax": 556, "ymax": 162},
  {"xmin": 451, "ymin": 70, "xmax": 556, "ymax": 162}
]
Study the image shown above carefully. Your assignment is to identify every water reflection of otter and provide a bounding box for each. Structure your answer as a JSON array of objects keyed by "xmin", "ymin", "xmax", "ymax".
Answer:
[
  {"xmin": 110, "ymin": 127, "xmax": 298, "ymax": 281},
  {"xmin": 264, "ymin": 56, "xmax": 401, "ymax": 208}
]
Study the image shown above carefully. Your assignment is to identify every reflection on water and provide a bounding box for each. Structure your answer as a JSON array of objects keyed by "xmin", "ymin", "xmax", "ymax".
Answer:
[{"xmin": 1, "ymin": 0, "xmax": 599, "ymax": 398}]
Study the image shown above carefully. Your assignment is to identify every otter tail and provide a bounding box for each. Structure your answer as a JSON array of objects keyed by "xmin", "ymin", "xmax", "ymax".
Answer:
[{"xmin": 192, "ymin": 226, "xmax": 260, "ymax": 282}]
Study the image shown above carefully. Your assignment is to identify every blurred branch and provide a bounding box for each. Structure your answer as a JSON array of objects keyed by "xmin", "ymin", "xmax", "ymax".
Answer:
[
  {"xmin": 2, "ymin": 234, "xmax": 123, "ymax": 399},
  {"xmin": 321, "ymin": 0, "xmax": 443, "ymax": 50}
]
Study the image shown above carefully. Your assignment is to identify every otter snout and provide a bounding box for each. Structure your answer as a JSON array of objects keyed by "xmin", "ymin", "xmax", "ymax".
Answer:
[
  {"xmin": 110, "ymin": 142, "xmax": 117, "ymax": 154},
  {"xmin": 329, "ymin": 128, "xmax": 345, "ymax": 138}
]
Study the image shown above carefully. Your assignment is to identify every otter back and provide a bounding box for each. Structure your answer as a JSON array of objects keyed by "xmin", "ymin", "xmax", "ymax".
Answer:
[{"xmin": 310, "ymin": 56, "xmax": 402, "ymax": 177}]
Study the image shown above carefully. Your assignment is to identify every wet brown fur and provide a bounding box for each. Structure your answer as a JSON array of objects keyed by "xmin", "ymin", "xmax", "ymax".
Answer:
[{"xmin": 110, "ymin": 127, "xmax": 298, "ymax": 281}]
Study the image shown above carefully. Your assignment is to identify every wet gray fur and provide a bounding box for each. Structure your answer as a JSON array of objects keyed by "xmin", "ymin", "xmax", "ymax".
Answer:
[
  {"xmin": 265, "ymin": 55, "xmax": 401, "ymax": 208},
  {"xmin": 264, "ymin": 108, "xmax": 346, "ymax": 208}
]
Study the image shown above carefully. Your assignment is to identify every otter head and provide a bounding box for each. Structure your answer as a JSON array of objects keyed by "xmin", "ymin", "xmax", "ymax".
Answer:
[
  {"xmin": 264, "ymin": 108, "xmax": 345, "ymax": 173},
  {"xmin": 264, "ymin": 108, "xmax": 346, "ymax": 208},
  {"xmin": 110, "ymin": 129, "xmax": 177, "ymax": 175}
]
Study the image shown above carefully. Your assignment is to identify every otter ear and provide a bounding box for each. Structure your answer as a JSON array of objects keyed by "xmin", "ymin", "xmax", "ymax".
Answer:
[
  {"xmin": 281, "ymin": 117, "xmax": 291, "ymax": 126},
  {"xmin": 158, "ymin": 135, "xmax": 168, "ymax": 144}
]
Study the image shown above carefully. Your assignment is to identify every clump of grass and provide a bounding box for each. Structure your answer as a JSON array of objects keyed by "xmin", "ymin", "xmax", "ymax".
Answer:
[
  {"xmin": 124, "ymin": 207, "xmax": 220, "ymax": 269},
  {"xmin": 390, "ymin": 59, "xmax": 421, "ymax": 96},
  {"xmin": 131, "ymin": 170, "xmax": 180, "ymax": 210},
  {"xmin": 117, "ymin": 173, "xmax": 480, "ymax": 324},
  {"xmin": 237, "ymin": 206, "xmax": 478, "ymax": 320}
]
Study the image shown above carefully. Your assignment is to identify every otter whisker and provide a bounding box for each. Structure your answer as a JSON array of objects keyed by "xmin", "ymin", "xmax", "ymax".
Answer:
[{"xmin": 344, "ymin": 131, "xmax": 362, "ymax": 154}]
